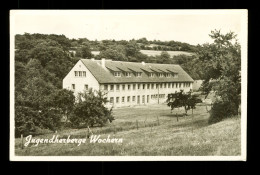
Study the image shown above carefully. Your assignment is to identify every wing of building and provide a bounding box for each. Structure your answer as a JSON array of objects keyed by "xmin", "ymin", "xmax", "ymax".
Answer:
[{"xmin": 63, "ymin": 58, "xmax": 194, "ymax": 107}]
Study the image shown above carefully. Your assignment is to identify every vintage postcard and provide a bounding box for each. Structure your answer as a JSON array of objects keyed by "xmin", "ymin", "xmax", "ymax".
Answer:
[{"xmin": 10, "ymin": 10, "xmax": 247, "ymax": 161}]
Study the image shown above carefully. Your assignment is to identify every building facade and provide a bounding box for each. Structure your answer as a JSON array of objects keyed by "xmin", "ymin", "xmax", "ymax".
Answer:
[{"xmin": 63, "ymin": 58, "xmax": 194, "ymax": 108}]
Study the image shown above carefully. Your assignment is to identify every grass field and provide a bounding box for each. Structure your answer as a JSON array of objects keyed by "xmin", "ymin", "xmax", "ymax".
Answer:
[
  {"xmin": 15, "ymin": 103, "xmax": 241, "ymax": 156},
  {"xmin": 140, "ymin": 50, "xmax": 194, "ymax": 57},
  {"xmin": 91, "ymin": 50, "xmax": 194, "ymax": 57}
]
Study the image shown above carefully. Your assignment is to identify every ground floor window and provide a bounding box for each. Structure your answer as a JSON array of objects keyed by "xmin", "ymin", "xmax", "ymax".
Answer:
[
  {"xmin": 142, "ymin": 95, "xmax": 145, "ymax": 103},
  {"xmin": 110, "ymin": 97, "xmax": 114, "ymax": 104},
  {"xmin": 132, "ymin": 96, "xmax": 136, "ymax": 102},
  {"xmin": 122, "ymin": 97, "xmax": 125, "ymax": 103},
  {"xmin": 127, "ymin": 96, "xmax": 130, "ymax": 102},
  {"xmin": 116, "ymin": 97, "xmax": 119, "ymax": 103}
]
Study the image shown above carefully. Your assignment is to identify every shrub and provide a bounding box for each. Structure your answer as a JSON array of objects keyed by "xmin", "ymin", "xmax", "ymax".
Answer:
[
  {"xmin": 208, "ymin": 100, "xmax": 238, "ymax": 124},
  {"xmin": 70, "ymin": 89, "xmax": 114, "ymax": 128}
]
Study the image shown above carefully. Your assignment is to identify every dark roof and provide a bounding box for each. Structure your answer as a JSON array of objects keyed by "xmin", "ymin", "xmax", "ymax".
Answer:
[{"xmin": 80, "ymin": 59, "xmax": 194, "ymax": 84}]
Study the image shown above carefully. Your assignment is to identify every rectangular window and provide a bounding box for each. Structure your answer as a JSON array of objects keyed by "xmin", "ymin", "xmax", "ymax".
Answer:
[
  {"xmin": 147, "ymin": 95, "xmax": 149, "ymax": 103},
  {"xmin": 164, "ymin": 83, "xmax": 166, "ymax": 88},
  {"xmin": 128, "ymin": 84, "xmax": 131, "ymax": 90},
  {"xmin": 74, "ymin": 71, "xmax": 78, "ymax": 77},
  {"xmin": 138, "ymin": 84, "xmax": 140, "ymax": 89},
  {"xmin": 172, "ymin": 83, "xmax": 174, "ymax": 88},
  {"xmin": 142, "ymin": 95, "xmax": 145, "ymax": 103},
  {"xmin": 133, "ymin": 84, "xmax": 136, "ymax": 90},
  {"xmin": 151, "ymin": 84, "xmax": 154, "ymax": 89},
  {"xmin": 104, "ymin": 97, "xmax": 108, "ymax": 104},
  {"xmin": 110, "ymin": 85, "xmax": 114, "ymax": 91},
  {"xmin": 147, "ymin": 84, "xmax": 150, "ymax": 89},
  {"xmin": 132, "ymin": 96, "xmax": 136, "ymax": 102},
  {"xmin": 143, "ymin": 84, "xmax": 145, "ymax": 89},
  {"xmin": 72, "ymin": 84, "xmax": 75, "ymax": 90},
  {"xmin": 176, "ymin": 83, "xmax": 178, "ymax": 88},
  {"xmin": 122, "ymin": 84, "xmax": 125, "ymax": 91},
  {"xmin": 116, "ymin": 85, "xmax": 120, "ymax": 91},
  {"xmin": 156, "ymin": 84, "xmax": 158, "ymax": 89},
  {"xmin": 83, "ymin": 71, "xmax": 86, "ymax": 77},
  {"xmin": 114, "ymin": 72, "xmax": 121, "ymax": 77},
  {"xmin": 160, "ymin": 84, "xmax": 163, "ymax": 88},
  {"xmin": 122, "ymin": 97, "xmax": 125, "ymax": 103},
  {"xmin": 79, "ymin": 71, "xmax": 82, "ymax": 77},
  {"xmin": 179, "ymin": 83, "xmax": 182, "ymax": 88},
  {"xmin": 104, "ymin": 85, "xmax": 108, "ymax": 90},
  {"xmin": 116, "ymin": 97, "xmax": 119, "ymax": 103},
  {"xmin": 168, "ymin": 83, "xmax": 170, "ymax": 88},
  {"xmin": 127, "ymin": 96, "xmax": 130, "ymax": 102},
  {"xmin": 84, "ymin": 84, "xmax": 88, "ymax": 90},
  {"xmin": 110, "ymin": 97, "xmax": 114, "ymax": 104},
  {"xmin": 125, "ymin": 72, "xmax": 131, "ymax": 77}
]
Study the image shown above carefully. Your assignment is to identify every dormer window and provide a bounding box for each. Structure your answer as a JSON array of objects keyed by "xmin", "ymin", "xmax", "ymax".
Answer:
[
  {"xmin": 166, "ymin": 73, "xmax": 171, "ymax": 78},
  {"xmin": 149, "ymin": 73, "xmax": 155, "ymax": 77},
  {"xmin": 136, "ymin": 72, "xmax": 142, "ymax": 77},
  {"xmin": 114, "ymin": 72, "xmax": 121, "ymax": 77},
  {"xmin": 159, "ymin": 73, "xmax": 164, "ymax": 77},
  {"xmin": 125, "ymin": 72, "xmax": 131, "ymax": 77},
  {"xmin": 173, "ymin": 73, "xmax": 178, "ymax": 78}
]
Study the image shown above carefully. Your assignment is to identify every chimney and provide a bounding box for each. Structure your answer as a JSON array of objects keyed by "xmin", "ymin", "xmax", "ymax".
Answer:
[
  {"xmin": 141, "ymin": 61, "xmax": 145, "ymax": 66},
  {"xmin": 101, "ymin": 58, "xmax": 106, "ymax": 68}
]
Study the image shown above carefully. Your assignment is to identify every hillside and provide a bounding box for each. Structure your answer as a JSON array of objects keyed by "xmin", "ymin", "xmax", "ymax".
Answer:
[
  {"xmin": 15, "ymin": 104, "xmax": 241, "ymax": 156},
  {"xmin": 140, "ymin": 50, "xmax": 194, "ymax": 57}
]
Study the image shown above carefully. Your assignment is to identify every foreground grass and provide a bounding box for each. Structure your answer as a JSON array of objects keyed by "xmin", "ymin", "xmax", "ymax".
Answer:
[{"xmin": 15, "ymin": 104, "xmax": 241, "ymax": 156}]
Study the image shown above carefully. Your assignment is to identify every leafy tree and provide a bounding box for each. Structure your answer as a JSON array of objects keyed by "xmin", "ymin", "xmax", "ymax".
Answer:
[
  {"xmin": 75, "ymin": 45, "xmax": 93, "ymax": 58},
  {"xmin": 50, "ymin": 89, "xmax": 75, "ymax": 118},
  {"xmin": 198, "ymin": 30, "xmax": 241, "ymax": 119},
  {"xmin": 159, "ymin": 51, "xmax": 171, "ymax": 63},
  {"xmin": 99, "ymin": 48, "xmax": 127, "ymax": 61},
  {"xmin": 70, "ymin": 89, "xmax": 114, "ymax": 127}
]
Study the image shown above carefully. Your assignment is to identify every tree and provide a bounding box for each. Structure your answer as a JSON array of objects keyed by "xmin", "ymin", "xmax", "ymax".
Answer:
[
  {"xmin": 197, "ymin": 30, "xmax": 241, "ymax": 119},
  {"xmin": 160, "ymin": 51, "xmax": 171, "ymax": 63},
  {"xmin": 99, "ymin": 48, "xmax": 127, "ymax": 61},
  {"xmin": 70, "ymin": 89, "xmax": 114, "ymax": 127},
  {"xmin": 75, "ymin": 45, "xmax": 93, "ymax": 58},
  {"xmin": 50, "ymin": 89, "xmax": 75, "ymax": 118}
]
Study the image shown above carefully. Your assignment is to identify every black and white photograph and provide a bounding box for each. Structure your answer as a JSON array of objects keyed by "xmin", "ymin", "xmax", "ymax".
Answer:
[{"xmin": 9, "ymin": 10, "xmax": 247, "ymax": 161}]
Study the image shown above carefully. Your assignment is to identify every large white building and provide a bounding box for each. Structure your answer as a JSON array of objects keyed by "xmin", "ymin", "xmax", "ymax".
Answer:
[{"xmin": 63, "ymin": 58, "xmax": 194, "ymax": 108}]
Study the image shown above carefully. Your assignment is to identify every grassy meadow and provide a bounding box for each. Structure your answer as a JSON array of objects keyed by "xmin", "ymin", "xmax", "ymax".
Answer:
[
  {"xmin": 15, "ymin": 102, "xmax": 241, "ymax": 156},
  {"xmin": 140, "ymin": 50, "xmax": 194, "ymax": 57}
]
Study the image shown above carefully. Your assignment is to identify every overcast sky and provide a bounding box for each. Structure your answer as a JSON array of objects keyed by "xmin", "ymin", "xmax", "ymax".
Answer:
[{"xmin": 11, "ymin": 10, "xmax": 247, "ymax": 45}]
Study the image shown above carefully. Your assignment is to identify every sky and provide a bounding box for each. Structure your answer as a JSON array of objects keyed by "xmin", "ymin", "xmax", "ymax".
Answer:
[{"xmin": 11, "ymin": 10, "xmax": 247, "ymax": 45}]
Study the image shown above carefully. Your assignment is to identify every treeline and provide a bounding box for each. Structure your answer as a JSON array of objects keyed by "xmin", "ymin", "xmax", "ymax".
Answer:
[
  {"xmin": 15, "ymin": 33, "xmax": 203, "ymax": 80},
  {"xmin": 15, "ymin": 33, "xmax": 114, "ymax": 137}
]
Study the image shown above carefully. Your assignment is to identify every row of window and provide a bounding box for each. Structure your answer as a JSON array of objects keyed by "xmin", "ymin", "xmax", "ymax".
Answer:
[
  {"xmin": 74, "ymin": 71, "xmax": 86, "ymax": 77},
  {"xmin": 113, "ymin": 71, "xmax": 178, "ymax": 78},
  {"xmin": 151, "ymin": 94, "xmax": 165, "ymax": 99},
  {"xmin": 104, "ymin": 82, "xmax": 191, "ymax": 91},
  {"xmin": 71, "ymin": 84, "xmax": 88, "ymax": 90},
  {"xmin": 108, "ymin": 93, "xmax": 168, "ymax": 104}
]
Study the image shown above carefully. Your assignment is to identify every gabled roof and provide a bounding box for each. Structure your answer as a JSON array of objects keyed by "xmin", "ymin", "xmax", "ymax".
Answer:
[{"xmin": 80, "ymin": 59, "xmax": 194, "ymax": 84}]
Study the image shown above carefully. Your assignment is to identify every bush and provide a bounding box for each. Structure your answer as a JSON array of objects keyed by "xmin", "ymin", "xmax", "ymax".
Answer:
[
  {"xmin": 70, "ymin": 90, "xmax": 114, "ymax": 128},
  {"xmin": 208, "ymin": 100, "xmax": 238, "ymax": 124}
]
